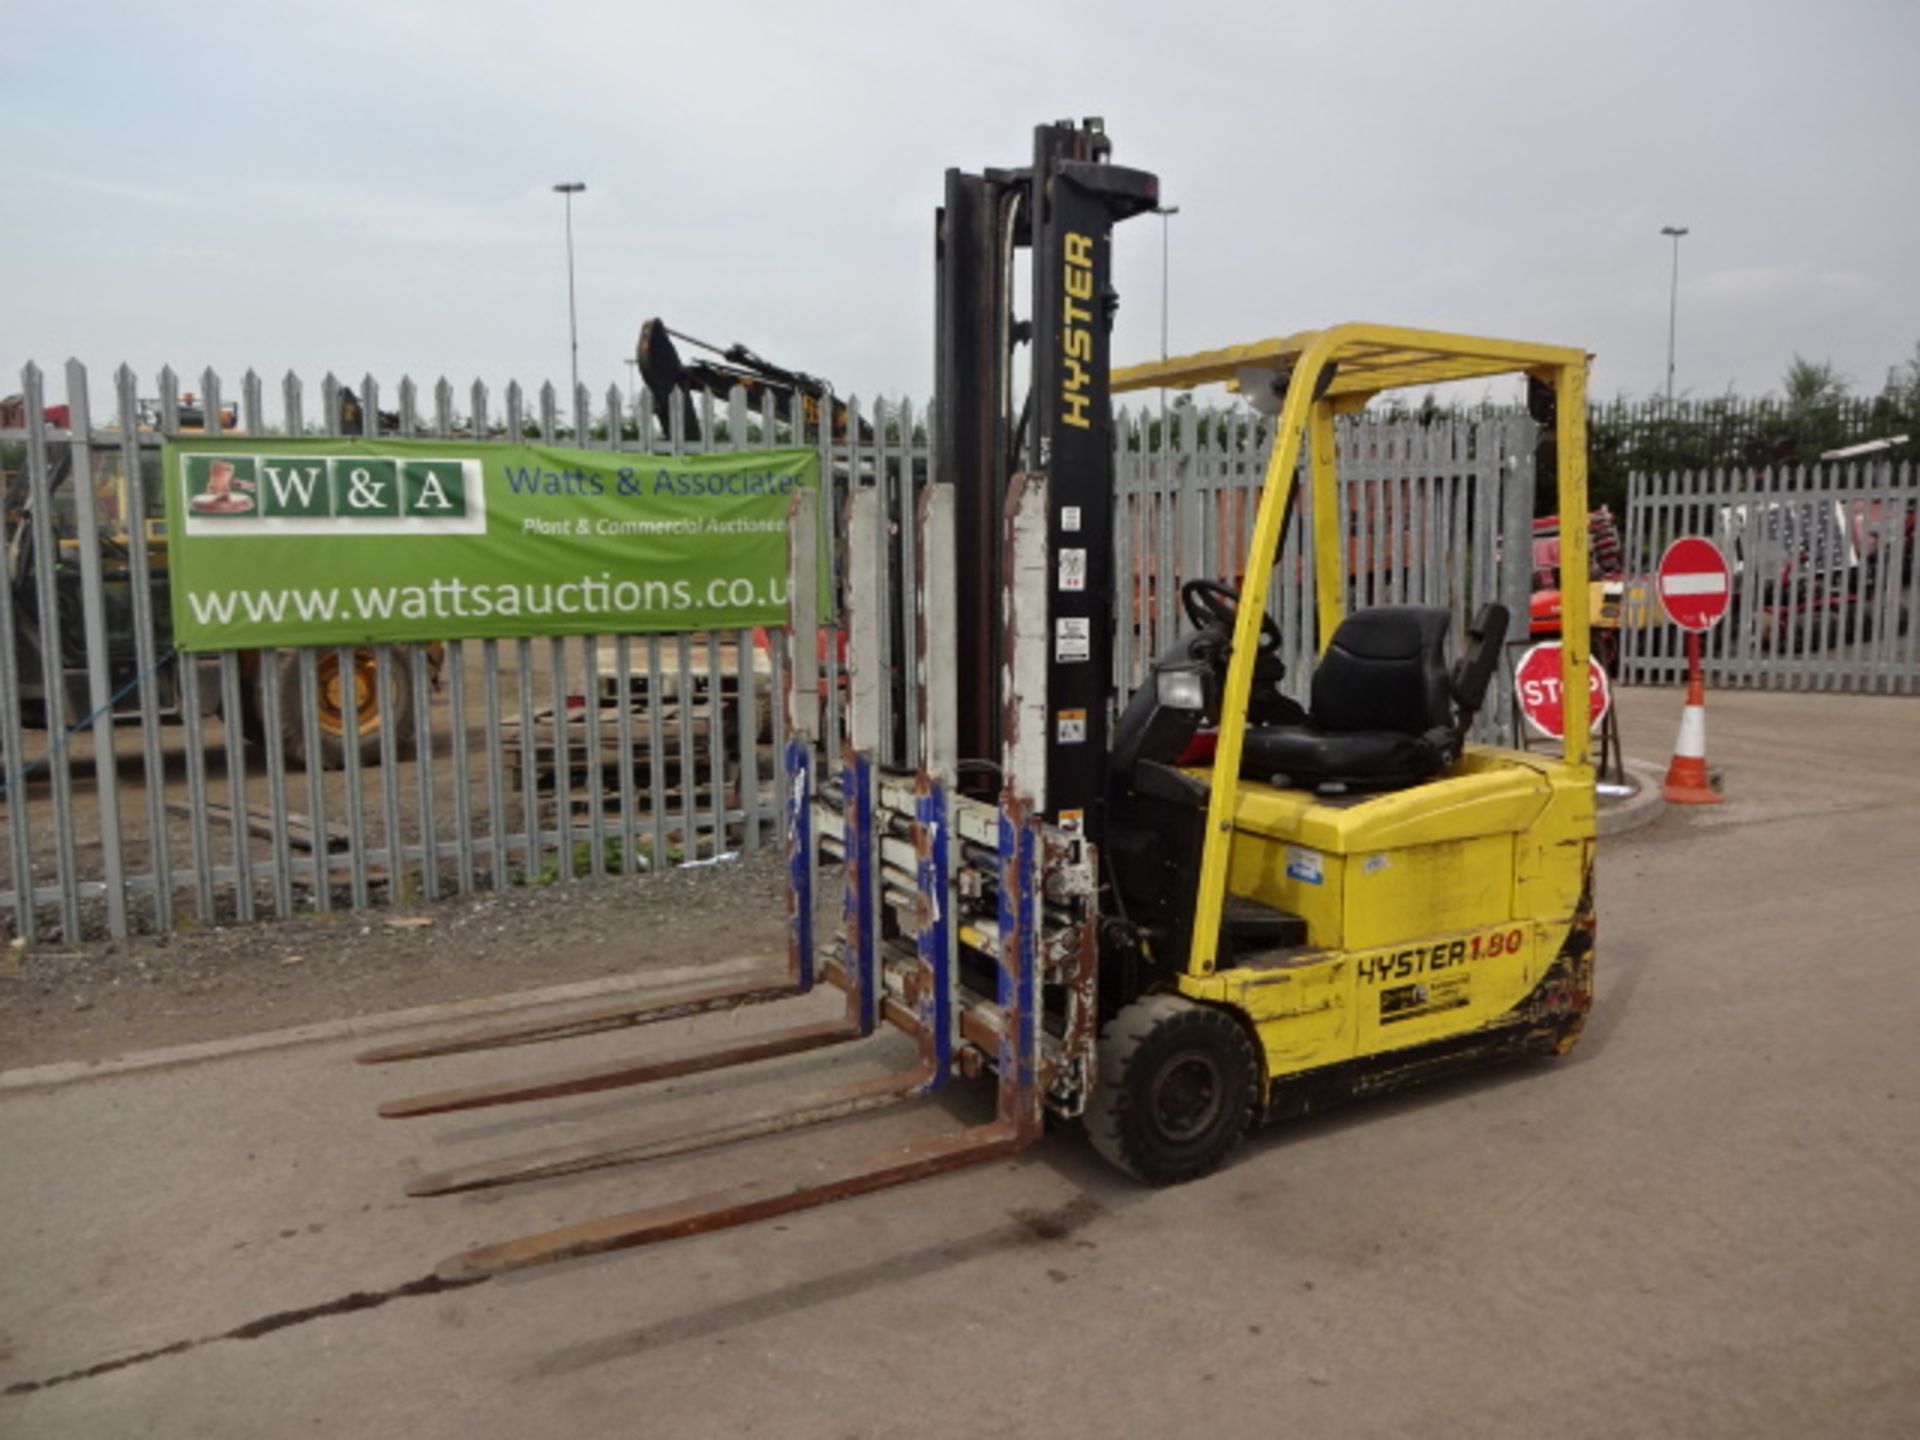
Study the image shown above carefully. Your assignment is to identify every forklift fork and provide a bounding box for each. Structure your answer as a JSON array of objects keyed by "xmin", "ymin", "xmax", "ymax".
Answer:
[
  {"xmin": 369, "ymin": 741, "xmax": 866, "ymax": 1120},
  {"xmin": 428, "ymin": 787, "xmax": 1052, "ymax": 1280},
  {"xmin": 372, "ymin": 480, "xmax": 1086, "ymax": 1280},
  {"xmin": 370, "ymin": 122, "xmax": 1145, "ymax": 1277},
  {"xmin": 357, "ymin": 696, "xmax": 830, "ymax": 1069}
]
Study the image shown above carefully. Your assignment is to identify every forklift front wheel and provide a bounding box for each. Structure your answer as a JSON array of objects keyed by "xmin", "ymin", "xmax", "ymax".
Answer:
[
  {"xmin": 1087, "ymin": 995, "xmax": 1259, "ymax": 1186},
  {"xmin": 276, "ymin": 648, "xmax": 415, "ymax": 769}
]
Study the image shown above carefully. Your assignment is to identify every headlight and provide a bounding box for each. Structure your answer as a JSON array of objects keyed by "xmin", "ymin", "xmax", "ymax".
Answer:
[{"xmin": 1156, "ymin": 664, "xmax": 1209, "ymax": 712}]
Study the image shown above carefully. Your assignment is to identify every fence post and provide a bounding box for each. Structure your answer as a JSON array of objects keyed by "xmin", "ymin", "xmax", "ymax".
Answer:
[
  {"xmin": 0, "ymin": 370, "xmax": 37, "ymax": 942},
  {"xmin": 23, "ymin": 364, "xmax": 83, "ymax": 938},
  {"xmin": 60, "ymin": 361, "xmax": 133, "ymax": 937}
]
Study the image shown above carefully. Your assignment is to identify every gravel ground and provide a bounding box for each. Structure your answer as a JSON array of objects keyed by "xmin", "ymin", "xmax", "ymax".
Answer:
[{"xmin": 0, "ymin": 848, "xmax": 788, "ymax": 1071}]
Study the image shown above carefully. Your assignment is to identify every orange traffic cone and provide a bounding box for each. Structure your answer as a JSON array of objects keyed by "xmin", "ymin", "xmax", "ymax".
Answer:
[{"xmin": 1662, "ymin": 667, "xmax": 1722, "ymax": 805}]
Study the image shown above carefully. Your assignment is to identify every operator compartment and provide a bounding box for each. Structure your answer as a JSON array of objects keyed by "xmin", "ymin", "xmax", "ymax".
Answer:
[{"xmin": 1219, "ymin": 750, "xmax": 1556, "ymax": 954}]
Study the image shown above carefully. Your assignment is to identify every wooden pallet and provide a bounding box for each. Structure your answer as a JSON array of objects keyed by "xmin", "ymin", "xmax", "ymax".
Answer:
[{"xmin": 502, "ymin": 698, "xmax": 757, "ymax": 796}]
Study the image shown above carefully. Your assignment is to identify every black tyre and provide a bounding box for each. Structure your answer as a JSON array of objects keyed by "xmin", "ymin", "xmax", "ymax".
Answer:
[
  {"xmin": 276, "ymin": 647, "xmax": 414, "ymax": 769},
  {"xmin": 1086, "ymin": 994, "xmax": 1260, "ymax": 1186}
]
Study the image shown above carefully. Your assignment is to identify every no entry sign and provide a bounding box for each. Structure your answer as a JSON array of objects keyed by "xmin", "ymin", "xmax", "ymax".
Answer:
[
  {"xmin": 1657, "ymin": 536, "xmax": 1732, "ymax": 632},
  {"xmin": 1515, "ymin": 642, "xmax": 1611, "ymax": 739}
]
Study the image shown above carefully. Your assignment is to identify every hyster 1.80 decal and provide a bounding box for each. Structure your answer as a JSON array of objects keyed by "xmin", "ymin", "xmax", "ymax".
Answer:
[{"xmin": 1352, "ymin": 926, "xmax": 1528, "ymax": 986}]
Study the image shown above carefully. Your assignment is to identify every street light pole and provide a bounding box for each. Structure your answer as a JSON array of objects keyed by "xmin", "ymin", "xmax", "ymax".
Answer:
[
  {"xmin": 1154, "ymin": 204, "xmax": 1180, "ymax": 456},
  {"xmin": 1661, "ymin": 224, "xmax": 1689, "ymax": 405},
  {"xmin": 553, "ymin": 181, "xmax": 587, "ymax": 404}
]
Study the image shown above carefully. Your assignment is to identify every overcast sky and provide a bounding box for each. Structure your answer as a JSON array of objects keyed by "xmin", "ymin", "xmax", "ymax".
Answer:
[{"xmin": 5, "ymin": 0, "xmax": 1916, "ymax": 418}]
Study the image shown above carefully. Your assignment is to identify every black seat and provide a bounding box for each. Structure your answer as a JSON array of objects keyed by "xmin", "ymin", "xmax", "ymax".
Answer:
[{"xmin": 1240, "ymin": 603, "xmax": 1509, "ymax": 790}]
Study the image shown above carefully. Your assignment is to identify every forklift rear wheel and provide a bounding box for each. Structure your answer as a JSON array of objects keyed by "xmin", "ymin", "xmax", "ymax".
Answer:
[{"xmin": 1087, "ymin": 994, "xmax": 1258, "ymax": 1185}]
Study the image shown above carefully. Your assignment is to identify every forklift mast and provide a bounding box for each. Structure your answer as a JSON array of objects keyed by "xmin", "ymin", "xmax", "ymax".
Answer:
[{"xmin": 934, "ymin": 119, "xmax": 1158, "ymax": 841}]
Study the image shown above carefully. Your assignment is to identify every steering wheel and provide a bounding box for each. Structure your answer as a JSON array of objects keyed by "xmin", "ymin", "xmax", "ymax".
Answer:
[{"xmin": 1181, "ymin": 578, "xmax": 1281, "ymax": 654}]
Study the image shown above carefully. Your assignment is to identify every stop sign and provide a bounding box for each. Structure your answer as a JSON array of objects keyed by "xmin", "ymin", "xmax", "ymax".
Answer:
[
  {"xmin": 1657, "ymin": 536, "xmax": 1732, "ymax": 632},
  {"xmin": 1514, "ymin": 642, "xmax": 1611, "ymax": 739}
]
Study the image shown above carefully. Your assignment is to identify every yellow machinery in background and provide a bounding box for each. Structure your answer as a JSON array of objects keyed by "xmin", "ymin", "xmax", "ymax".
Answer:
[{"xmin": 6, "ymin": 400, "xmax": 441, "ymax": 764}]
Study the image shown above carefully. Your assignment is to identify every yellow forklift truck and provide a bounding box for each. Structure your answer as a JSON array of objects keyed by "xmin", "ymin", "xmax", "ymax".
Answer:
[
  {"xmin": 1094, "ymin": 330, "xmax": 1594, "ymax": 1179},
  {"xmin": 365, "ymin": 120, "xmax": 1596, "ymax": 1276}
]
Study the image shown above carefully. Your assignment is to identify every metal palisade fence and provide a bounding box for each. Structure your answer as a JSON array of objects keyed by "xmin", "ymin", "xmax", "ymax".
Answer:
[
  {"xmin": 3, "ymin": 361, "xmax": 1536, "ymax": 943},
  {"xmin": 0, "ymin": 361, "xmax": 891, "ymax": 943},
  {"xmin": 1621, "ymin": 462, "xmax": 1918, "ymax": 692}
]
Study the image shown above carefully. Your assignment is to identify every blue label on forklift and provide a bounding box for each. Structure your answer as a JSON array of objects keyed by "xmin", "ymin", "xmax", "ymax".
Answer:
[{"xmin": 1286, "ymin": 846, "xmax": 1324, "ymax": 885}]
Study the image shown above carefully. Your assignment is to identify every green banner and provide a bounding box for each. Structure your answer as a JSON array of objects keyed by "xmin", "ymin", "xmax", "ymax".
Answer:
[{"xmin": 162, "ymin": 439, "xmax": 821, "ymax": 650}]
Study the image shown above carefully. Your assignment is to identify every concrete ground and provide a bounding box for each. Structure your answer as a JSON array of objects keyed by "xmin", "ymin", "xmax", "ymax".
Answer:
[{"xmin": 3, "ymin": 685, "xmax": 1917, "ymax": 1439}]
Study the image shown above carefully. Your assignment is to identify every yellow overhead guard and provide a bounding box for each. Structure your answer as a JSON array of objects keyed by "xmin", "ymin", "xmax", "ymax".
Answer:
[{"xmin": 1111, "ymin": 324, "xmax": 1589, "ymax": 402}]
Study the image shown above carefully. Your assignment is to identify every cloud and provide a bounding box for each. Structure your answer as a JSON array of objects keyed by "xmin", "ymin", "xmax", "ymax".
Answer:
[
  {"xmin": 1698, "ymin": 265, "xmax": 1879, "ymax": 305},
  {"xmin": 249, "ymin": 179, "xmax": 544, "ymax": 250},
  {"xmin": 17, "ymin": 168, "xmax": 193, "ymax": 209},
  {"xmin": 4, "ymin": 0, "xmax": 1917, "ymax": 403}
]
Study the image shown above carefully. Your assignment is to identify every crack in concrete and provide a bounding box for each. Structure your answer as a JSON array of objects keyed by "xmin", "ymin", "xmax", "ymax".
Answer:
[{"xmin": 4, "ymin": 1272, "xmax": 488, "ymax": 1398}]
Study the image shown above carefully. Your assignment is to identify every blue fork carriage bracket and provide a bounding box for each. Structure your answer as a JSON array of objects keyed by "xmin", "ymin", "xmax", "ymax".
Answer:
[
  {"xmin": 865, "ymin": 775, "xmax": 1097, "ymax": 1108},
  {"xmin": 913, "ymin": 776, "xmax": 954, "ymax": 1093},
  {"xmin": 840, "ymin": 750, "xmax": 880, "ymax": 1036},
  {"xmin": 785, "ymin": 735, "xmax": 815, "ymax": 991},
  {"xmin": 997, "ymin": 796, "xmax": 1042, "ymax": 1130}
]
